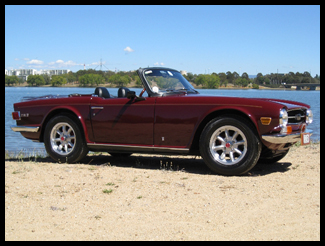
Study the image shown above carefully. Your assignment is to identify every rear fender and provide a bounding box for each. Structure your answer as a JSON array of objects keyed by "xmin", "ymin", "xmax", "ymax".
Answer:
[{"xmin": 40, "ymin": 106, "xmax": 90, "ymax": 143}]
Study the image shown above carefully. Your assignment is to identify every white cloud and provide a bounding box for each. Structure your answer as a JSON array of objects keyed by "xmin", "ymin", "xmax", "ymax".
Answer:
[
  {"xmin": 124, "ymin": 46, "xmax": 134, "ymax": 53},
  {"xmin": 154, "ymin": 62, "xmax": 165, "ymax": 66},
  {"xmin": 49, "ymin": 60, "xmax": 82, "ymax": 67},
  {"xmin": 65, "ymin": 60, "xmax": 79, "ymax": 66},
  {"xmin": 27, "ymin": 59, "xmax": 44, "ymax": 65}
]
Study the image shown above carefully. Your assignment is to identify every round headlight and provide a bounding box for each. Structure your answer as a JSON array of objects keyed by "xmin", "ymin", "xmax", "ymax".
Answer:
[
  {"xmin": 306, "ymin": 109, "xmax": 313, "ymax": 125},
  {"xmin": 279, "ymin": 108, "xmax": 288, "ymax": 128}
]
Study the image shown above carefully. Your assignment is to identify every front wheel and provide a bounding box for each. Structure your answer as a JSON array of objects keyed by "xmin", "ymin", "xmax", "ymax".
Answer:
[
  {"xmin": 200, "ymin": 116, "xmax": 261, "ymax": 175},
  {"xmin": 44, "ymin": 114, "xmax": 88, "ymax": 163}
]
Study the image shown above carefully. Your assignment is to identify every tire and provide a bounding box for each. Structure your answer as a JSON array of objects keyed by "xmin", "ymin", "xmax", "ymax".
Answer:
[
  {"xmin": 44, "ymin": 114, "xmax": 88, "ymax": 163},
  {"xmin": 199, "ymin": 116, "xmax": 261, "ymax": 176}
]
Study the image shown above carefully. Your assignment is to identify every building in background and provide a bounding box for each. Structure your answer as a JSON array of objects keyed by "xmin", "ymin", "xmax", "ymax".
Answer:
[{"xmin": 5, "ymin": 69, "xmax": 70, "ymax": 81}]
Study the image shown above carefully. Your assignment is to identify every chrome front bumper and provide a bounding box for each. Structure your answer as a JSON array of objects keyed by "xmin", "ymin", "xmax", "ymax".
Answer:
[
  {"xmin": 11, "ymin": 125, "xmax": 40, "ymax": 133},
  {"xmin": 262, "ymin": 129, "xmax": 312, "ymax": 144}
]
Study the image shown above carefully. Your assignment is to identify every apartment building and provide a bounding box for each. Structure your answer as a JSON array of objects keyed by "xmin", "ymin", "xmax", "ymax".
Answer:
[{"xmin": 5, "ymin": 69, "xmax": 70, "ymax": 81}]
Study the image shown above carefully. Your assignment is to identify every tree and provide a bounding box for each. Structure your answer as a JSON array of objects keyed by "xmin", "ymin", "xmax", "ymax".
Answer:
[
  {"xmin": 186, "ymin": 72, "xmax": 194, "ymax": 82},
  {"xmin": 194, "ymin": 74, "xmax": 205, "ymax": 87},
  {"xmin": 51, "ymin": 75, "xmax": 67, "ymax": 86},
  {"xmin": 108, "ymin": 74, "xmax": 121, "ymax": 86},
  {"xmin": 207, "ymin": 74, "xmax": 220, "ymax": 89},
  {"xmin": 41, "ymin": 74, "xmax": 51, "ymax": 85},
  {"xmin": 79, "ymin": 74, "xmax": 104, "ymax": 86},
  {"xmin": 5, "ymin": 75, "xmax": 19, "ymax": 86},
  {"xmin": 194, "ymin": 74, "xmax": 220, "ymax": 89},
  {"xmin": 233, "ymin": 71, "xmax": 239, "ymax": 79},
  {"xmin": 252, "ymin": 83, "xmax": 259, "ymax": 89},
  {"xmin": 218, "ymin": 72, "xmax": 227, "ymax": 87},
  {"xmin": 235, "ymin": 77, "xmax": 249, "ymax": 87},
  {"xmin": 66, "ymin": 71, "xmax": 76, "ymax": 83},
  {"xmin": 226, "ymin": 71, "xmax": 234, "ymax": 84},
  {"xmin": 255, "ymin": 73, "xmax": 264, "ymax": 85},
  {"xmin": 241, "ymin": 72, "xmax": 249, "ymax": 80},
  {"xmin": 27, "ymin": 75, "xmax": 45, "ymax": 86}
]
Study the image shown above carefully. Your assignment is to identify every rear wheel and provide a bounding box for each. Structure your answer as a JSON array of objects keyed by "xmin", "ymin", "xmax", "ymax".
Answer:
[
  {"xmin": 200, "ymin": 116, "xmax": 261, "ymax": 175},
  {"xmin": 44, "ymin": 115, "xmax": 88, "ymax": 163}
]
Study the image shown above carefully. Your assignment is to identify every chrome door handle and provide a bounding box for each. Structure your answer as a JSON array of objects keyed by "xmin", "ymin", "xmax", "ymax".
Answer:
[{"xmin": 91, "ymin": 106, "xmax": 103, "ymax": 116}]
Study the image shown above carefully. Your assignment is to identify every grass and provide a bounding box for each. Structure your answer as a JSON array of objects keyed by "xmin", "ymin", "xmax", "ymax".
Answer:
[
  {"xmin": 102, "ymin": 189, "xmax": 113, "ymax": 194},
  {"xmin": 5, "ymin": 149, "xmax": 48, "ymax": 162}
]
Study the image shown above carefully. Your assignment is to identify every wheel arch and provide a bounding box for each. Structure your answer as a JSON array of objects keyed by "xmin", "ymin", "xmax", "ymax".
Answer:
[
  {"xmin": 40, "ymin": 107, "xmax": 88, "ymax": 143},
  {"xmin": 189, "ymin": 108, "xmax": 260, "ymax": 153}
]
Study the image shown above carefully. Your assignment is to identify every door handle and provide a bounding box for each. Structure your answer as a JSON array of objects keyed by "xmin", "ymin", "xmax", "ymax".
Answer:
[{"xmin": 91, "ymin": 106, "xmax": 103, "ymax": 116}]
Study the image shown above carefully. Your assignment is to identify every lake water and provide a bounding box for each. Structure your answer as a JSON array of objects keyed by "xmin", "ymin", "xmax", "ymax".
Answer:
[{"xmin": 5, "ymin": 87, "xmax": 320, "ymax": 155}]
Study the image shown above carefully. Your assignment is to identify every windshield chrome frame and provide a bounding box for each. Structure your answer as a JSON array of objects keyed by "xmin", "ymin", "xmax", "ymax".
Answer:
[{"xmin": 137, "ymin": 67, "xmax": 197, "ymax": 97}]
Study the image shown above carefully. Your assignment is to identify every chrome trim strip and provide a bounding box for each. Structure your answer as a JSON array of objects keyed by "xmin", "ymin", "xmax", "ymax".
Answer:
[
  {"xmin": 91, "ymin": 106, "xmax": 104, "ymax": 109},
  {"xmin": 11, "ymin": 125, "xmax": 40, "ymax": 133},
  {"xmin": 288, "ymin": 115, "xmax": 305, "ymax": 118},
  {"xmin": 87, "ymin": 143, "xmax": 189, "ymax": 152}
]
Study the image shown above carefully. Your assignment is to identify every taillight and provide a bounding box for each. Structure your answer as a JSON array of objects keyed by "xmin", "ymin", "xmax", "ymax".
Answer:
[{"xmin": 12, "ymin": 111, "xmax": 20, "ymax": 120}]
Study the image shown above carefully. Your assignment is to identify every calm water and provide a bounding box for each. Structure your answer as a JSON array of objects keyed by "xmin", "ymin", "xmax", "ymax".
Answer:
[{"xmin": 5, "ymin": 87, "xmax": 320, "ymax": 154}]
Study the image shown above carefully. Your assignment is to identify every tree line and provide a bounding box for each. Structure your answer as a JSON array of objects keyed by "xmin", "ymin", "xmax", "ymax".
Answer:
[
  {"xmin": 5, "ymin": 69, "xmax": 320, "ymax": 89},
  {"xmin": 184, "ymin": 71, "xmax": 320, "ymax": 89}
]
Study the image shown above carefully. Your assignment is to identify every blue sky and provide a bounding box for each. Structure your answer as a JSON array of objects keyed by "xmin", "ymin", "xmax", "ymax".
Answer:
[{"xmin": 5, "ymin": 5, "xmax": 320, "ymax": 76}]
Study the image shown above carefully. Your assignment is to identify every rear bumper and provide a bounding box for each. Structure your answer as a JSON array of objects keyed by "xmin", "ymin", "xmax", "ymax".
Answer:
[
  {"xmin": 262, "ymin": 129, "xmax": 312, "ymax": 144},
  {"xmin": 11, "ymin": 125, "xmax": 40, "ymax": 133}
]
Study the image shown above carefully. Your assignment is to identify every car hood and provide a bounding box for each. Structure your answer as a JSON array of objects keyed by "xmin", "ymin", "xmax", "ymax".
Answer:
[
  {"xmin": 255, "ymin": 98, "xmax": 310, "ymax": 110},
  {"xmin": 187, "ymin": 94, "xmax": 310, "ymax": 110}
]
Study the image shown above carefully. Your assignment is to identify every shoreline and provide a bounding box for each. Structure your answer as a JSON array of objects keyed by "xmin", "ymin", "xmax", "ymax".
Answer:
[
  {"xmin": 5, "ymin": 84, "xmax": 320, "ymax": 91},
  {"xmin": 5, "ymin": 143, "xmax": 320, "ymax": 240}
]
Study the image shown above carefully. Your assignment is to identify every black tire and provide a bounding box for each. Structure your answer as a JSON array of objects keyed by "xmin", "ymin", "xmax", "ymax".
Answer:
[
  {"xmin": 44, "ymin": 114, "xmax": 88, "ymax": 163},
  {"xmin": 199, "ymin": 116, "xmax": 261, "ymax": 176}
]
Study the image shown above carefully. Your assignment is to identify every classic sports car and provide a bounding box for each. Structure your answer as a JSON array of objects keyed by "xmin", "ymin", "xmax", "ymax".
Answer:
[{"xmin": 11, "ymin": 67, "xmax": 313, "ymax": 175}]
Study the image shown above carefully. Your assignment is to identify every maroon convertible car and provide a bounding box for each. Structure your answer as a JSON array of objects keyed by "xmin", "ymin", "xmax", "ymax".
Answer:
[{"xmin": 11, "ymin": 67, "xmax": 313, "ymax": 175}]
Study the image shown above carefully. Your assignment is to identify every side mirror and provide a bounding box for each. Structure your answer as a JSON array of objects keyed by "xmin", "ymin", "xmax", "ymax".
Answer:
[{"xmin": 127, "ymin": 91, "xmax": 146, "ymax": 101}]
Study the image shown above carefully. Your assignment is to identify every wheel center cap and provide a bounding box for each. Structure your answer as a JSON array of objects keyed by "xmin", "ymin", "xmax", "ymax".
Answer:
[
  {"xmin": 61, "ymin": 136, "xmax": 66, "ymax": 141},
  {"xmin": 225, "ymin": 142, "xmax": 231, "ymax": 148}
]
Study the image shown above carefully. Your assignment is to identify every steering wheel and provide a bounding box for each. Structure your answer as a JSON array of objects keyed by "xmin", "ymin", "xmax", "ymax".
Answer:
[{"xmin": 139, "ymin": 88, "xmax": 146, "ymax": 97}]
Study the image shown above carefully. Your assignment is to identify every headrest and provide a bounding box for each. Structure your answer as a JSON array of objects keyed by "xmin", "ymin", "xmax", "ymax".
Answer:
[
  {"xmin": 118, "ymin": 87, "xmax": 130, "ymax": 98},
  {"xmin": 95, "ymin": 87, "xmax": 110, "ymax": 98}
]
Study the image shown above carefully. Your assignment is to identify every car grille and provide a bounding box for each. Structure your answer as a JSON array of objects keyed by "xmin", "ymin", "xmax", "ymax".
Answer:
[{"xmin": 288, "ymin": 109, "xmax": 306, "ymax": 124}]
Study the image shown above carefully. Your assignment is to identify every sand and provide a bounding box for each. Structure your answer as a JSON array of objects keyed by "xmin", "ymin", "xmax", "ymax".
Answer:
[{"xmin": 5, "ymin": 143, "xmax": 320, "ymax": 241}]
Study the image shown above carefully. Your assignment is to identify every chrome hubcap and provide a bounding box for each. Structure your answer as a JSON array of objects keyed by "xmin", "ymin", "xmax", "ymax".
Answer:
[
  {"xmin": 209, "ymin": 125, "xmax": 247, "ymax": 165},
  {"xmin": 50, "ymin": 122, "xmax": 76, "ymax": 155}
]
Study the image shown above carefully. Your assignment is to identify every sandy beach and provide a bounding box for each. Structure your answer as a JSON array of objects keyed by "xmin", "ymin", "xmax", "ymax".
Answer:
[{"xmin": 5, "ymin": 143, "xmax": 320, "ymax": 241}]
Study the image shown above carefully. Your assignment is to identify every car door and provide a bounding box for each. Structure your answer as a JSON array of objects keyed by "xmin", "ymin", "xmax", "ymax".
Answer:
[
  {"xmin": 90, "ymin": 96, "xmax": 156, "ymax": 146},
  {"xmin": 154, "ymin": 96, "xmax": 200, "ymax": 148}
]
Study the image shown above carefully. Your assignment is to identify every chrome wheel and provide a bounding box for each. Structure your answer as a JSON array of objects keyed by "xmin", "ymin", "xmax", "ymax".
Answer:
[
  {"xmin": 209, "ymin": 125, "xmax": 247, "ymax": 165},
  {"xmin": 50, "ymin": 122, "xmax": 76, "ymax": 156}
]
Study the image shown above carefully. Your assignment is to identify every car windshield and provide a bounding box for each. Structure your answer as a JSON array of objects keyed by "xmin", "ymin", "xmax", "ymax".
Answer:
[{"xmin": 143, "ymin": 69, "xmax": 198, "ymax": 94}]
